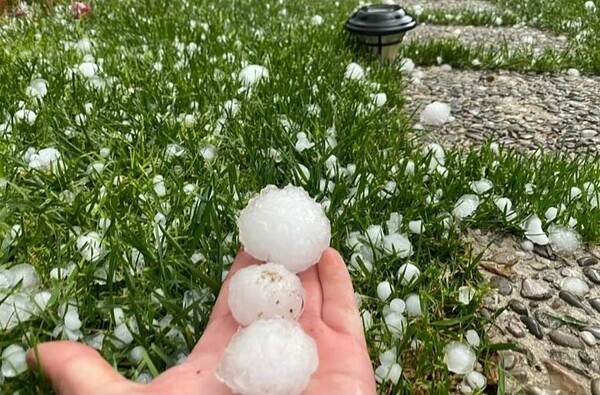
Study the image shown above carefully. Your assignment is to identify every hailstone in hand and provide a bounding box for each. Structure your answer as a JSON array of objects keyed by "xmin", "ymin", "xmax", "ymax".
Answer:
[
  {"xmin": 228, "ymin": 263, "xmax": 305, "ymax": 326},
  {"xmin": 238, "ymin": 184, "xmax": 331, "ymax": 273},
  {"xmin": 216, "ymin": 317, "xmax": 319, "ymax": 395}
]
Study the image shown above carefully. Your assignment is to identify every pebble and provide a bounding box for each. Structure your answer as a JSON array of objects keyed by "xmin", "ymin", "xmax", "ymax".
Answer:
[
  {"xmin": 591, "ymin": 378, "xmax": 600, "ymax": 395},
  {"xmin": 507, "ymin": 320, "xmax": 526, "ymax": 338},
  {"xmin": 590, "ymin": 298, "xmax": 600, "ymax": 313},
  {"xmin": 490, "ymin": 275, "xmax": 513, "ymax": 296},
  {"xmin": 558, "ymin": 290, "xmax": 587, "ymax": 311},
  {"xmin": 578, "ymin": 256, "xmax": 599, "ymax": 267},
  {"xmin": 584, "ymin": 267, "xmax": 600, "ymax": 284},
  {"xmin": 560, "ymin": 277, "xmax": 590, "ymax": 297},
  {"xmin": 508, "ymin": 299, "xmax": 528, "ymax": 315},
  {"xmin": 549, "ymin": 330, "xmax": 585, "ymax": 349},
  {"xmin": 529, "ymin": 262, "xmax": 550, "ymax": 271},
  {"xmin": 534, "ymin": 310, "xmax": 563, "ymax": 330},
  {"xmin": 533, "ymin": 244, "xmax": 556, "ymax": 260},
  {"xmin": 491, "ymin": 252, "xmax": 518, "ymax": 266},
  {"xmin": 581, "ymin": 330, "xmax": 597, "ymax": 346},
  {"xmin": 502, "ymin": 352, "xmax": 517, "ymax": 370},
  {"xmin": 521, "ymin": 315, "xmax": 544, "ymax": 339},
  {"xmin": 524, "ymin": 385, "xmax": 562, "ymax": 395},
  {"xmin": 521, "ymin": 279, "xmax": 552, "ymax": 300},
  {"xmin": 582, "ymin": 326, "xmax": 600, "ymax": 339}
]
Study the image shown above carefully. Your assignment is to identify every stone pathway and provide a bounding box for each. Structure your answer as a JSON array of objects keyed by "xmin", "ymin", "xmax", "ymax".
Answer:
[
  {"xmin": 404, "ymin": 67, "xmax": 600, "ymax": 155},
  {"xmin": 467, "ymin": 230, "xmax": 600, "ymax": 395},
  {"xmin": 405, "ymin": 24, "xmax": 570, "ymax": 54},
  {"xmin": 398, "ymin": 0, "xmax": 600, "ymax": 394},
  {"xmin": 401, "ymin": 0, "xmax": 499, "ymax": 13}
]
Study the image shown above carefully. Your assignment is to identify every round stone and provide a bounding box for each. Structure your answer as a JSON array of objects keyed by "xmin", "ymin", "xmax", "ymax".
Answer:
[
  {"xmin": 581, "ymin": 331, "xmax": 597, "ymax": 346},
  {"xmin": 559, "ymin": 277, "xmax": 590, "ymax": 297},
  {"xmin": 508, "ymin": 299, "xmax": 528, "ymax": 315},
  {"xmin": 583, "ymin": 267, "xmax": 600, "ymax": 284},
  {"xmin": 490, "ymin": 276, "xmax": 513, "ymax": 296},
  {"xmin": 521, "ymin": 279, "xmax": 552, "ymax": 300},
  {"xmin": 578, "ymin": 256, "xmax": 598, "ymax": 267},
  {"xmin": 520, "ymin": 316, "xmax": 544, "ymax": 339},
  {"xmin": 549, "ymin": 330, "xmax": 585, "ymax": 349}
]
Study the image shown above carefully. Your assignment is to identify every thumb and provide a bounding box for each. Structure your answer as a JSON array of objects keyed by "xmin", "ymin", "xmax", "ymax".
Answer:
[{"xmin": 27, "ymin": 341, "xmax": 140, "ymax": 395}]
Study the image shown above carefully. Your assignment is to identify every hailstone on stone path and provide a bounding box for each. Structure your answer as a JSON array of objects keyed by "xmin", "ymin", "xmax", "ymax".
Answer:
[
  {"xmin": 228, "ymin": 263, "xmax": 305, "ymax": 326},
  {"xmin": 237, "ymin": 185, "xmax": 331, "ymax": 273},
  {"xmin": 420, "ymin": 101, "xmax": 452, "ymax": 126},
  {"xmin": 216, "ymin": 318, "xmax": 318, "ymax": 395},
  {"xmin": 548, "ymin": 224, "xmax": 581, "ymax": 252}
]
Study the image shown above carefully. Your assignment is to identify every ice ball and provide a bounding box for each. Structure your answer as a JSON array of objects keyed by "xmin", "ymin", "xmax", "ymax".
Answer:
[
  {"xmin": 237, "ymin": 185, "xmax": 331, "ymax": 273},
  {"xmin": 228, "ymin": 263, "xmax": 305, "ymax": 326},
  {"xmin": 216, "ymin": 318, "xmax": 318, "ymax": 395},
  {"xmin": 444, "ymin": 341, "xmax": 476, "ymax": 374},
  {"xmin": 1, "ymin": 344, "xmax": 27, "ymax": 377}
]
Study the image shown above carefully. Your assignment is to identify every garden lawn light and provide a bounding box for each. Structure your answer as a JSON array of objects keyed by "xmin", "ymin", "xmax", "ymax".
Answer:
[{"xmin": 345, "ymin": 4, "xmax": 416, "ymax": 62}]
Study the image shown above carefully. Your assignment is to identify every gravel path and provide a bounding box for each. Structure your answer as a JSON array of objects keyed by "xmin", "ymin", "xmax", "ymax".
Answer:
[
  {"xmin": 404, "ymin": 66, "xmax": 600, "ymax": 155},
  {"xmin": 405, "ymin": 24, "xmax": 570, "ymax": 54},
  {"xmin": 400, "ymin": 0, "xmax": 499, "ymax": 12},
  {"xmin": 467, "ymin": 230, "xmax": 600, "ymax": 395}
]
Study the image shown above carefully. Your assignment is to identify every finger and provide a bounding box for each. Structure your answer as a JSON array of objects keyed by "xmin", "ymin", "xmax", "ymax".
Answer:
[
  {"xmin": 207, "ymin": 248, "xmax": 261, "ymax": 325},
  {"xmin": 318, "ymin": 248, "xmax": 364, "ymax": 339},
  {"xmin": 297, "ymin": 264, "xmax": 322, "ymax": 320},
  {"xmin": 27, "ymin": 341, "xmax": 140, "ymax": 395}
]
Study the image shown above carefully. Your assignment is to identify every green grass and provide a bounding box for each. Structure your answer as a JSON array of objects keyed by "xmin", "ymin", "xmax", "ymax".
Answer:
[
  {"xmin": 400, "ymin": 0, "xmax": 600, "ymax": 73},
  {"xmin": 0, "ymin": 0, "xmax": 599, "ymax": 394}
]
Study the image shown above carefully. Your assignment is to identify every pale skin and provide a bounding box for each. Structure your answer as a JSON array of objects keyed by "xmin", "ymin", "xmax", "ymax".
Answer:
[{"xmin": 26, "ymin": 247, "xmax": 377, "ymax": 395}]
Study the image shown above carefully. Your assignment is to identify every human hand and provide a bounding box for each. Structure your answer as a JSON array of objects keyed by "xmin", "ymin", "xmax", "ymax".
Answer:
[{"xmin": 27, "ymin": 247, "xmax": 376, "ymax": 395}]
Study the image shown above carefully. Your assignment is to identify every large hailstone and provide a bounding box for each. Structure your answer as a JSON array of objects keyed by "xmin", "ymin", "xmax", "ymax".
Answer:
[
  {"xmin": 216, "ymin": 318, "xmax": 318, "ymax": 395},
  {"xmin": 238, "ymin": 185, "xmax": 331, "ymax": 273},
  {"xmin": 228, "ymin": 263, "xmax": 305, "ymax": 326}
]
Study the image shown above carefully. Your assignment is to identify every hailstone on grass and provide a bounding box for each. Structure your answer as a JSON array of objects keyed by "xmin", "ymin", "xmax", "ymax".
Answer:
[
  {"xmin": 216, "ymin": 318, "xmax": 318, "ymax": 395},
  {"xmin": 237, "ymin": 185, "xmax": 331, "ymax": 273},
  {"xmin": 228, "ymin": 263, "xmax": 305, "ymax": 326},
  {"xmin": 444, "ymin": 341, "xmax": 476, "ymax": 374},
  {"xmin": 238, "ymin": 65, "xmax": 269, "ymax": 87},
  {"xmin": 548, "ymin": 224, "xmax": 581, "ymax": 253}
]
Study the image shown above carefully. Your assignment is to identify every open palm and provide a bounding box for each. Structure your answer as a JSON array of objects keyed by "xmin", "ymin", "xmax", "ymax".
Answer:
[{"xmin": 27, "ymin": 248, "xmax": 376, "ymax": 395}]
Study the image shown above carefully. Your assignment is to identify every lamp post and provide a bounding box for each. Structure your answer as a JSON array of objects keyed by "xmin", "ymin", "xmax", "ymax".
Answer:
[{"xmin": 345, "ymin": 4, "xmax": 416, "ymax": 62}]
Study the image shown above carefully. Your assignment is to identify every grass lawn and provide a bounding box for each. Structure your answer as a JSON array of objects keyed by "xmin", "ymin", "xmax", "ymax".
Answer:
[{"xmin": 0, "ymin": 0, "xmax": 599, "ymax": 393}]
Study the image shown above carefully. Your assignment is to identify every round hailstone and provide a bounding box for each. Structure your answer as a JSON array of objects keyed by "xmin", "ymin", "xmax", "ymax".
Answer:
[
  {"xmin": 238, "ymin": 64, "xmax": 269, "ymax": 87},
  {"xmin": 458, "ymin": 286, "xmax": 475, "ymax": 305},
  {"xmin": 8, "ymin": 264, "xmax": 39, "ymax": 291},
  {"xmin": 465, "ymin": 330, "xmax": 480, "ymax": 347},
  {"xmin": 443, "ymin": 341, "xmax": 476, "ymax": 374},
  {"xmin": 237, "ymin": 185, "xmax": 331, "ymax": 274},
  {"xmin": 1, "ymin": 344, "xmax": 27, "ymax": 377},
  {"xmin": 216, "ymin": 318, "xmax": 318, "ymax": 395},
  {"xmin": 344, "ymin": 62, "xmax": 365, "ymax": 80},
  {"xmin": 228, "ymin": 263, "xmax": 305, "ymax": 326},
  {"xmin": 524, "ymin": 216, "xmax": 549, "ymax": 245},
  {"xmin": 419, "ymin": 101, "xmax": 451, "ymax": 126},
  {"xmin": 453, "ymin": 195, "xmax": 480, "ymax": 220},
  {"xmin": 389, "ymin": 298, "xmax": 406, "ymax": 315},
  {"xmin": 382, "ymin": 233, "xmax": 413, "ymax": 258},
  {"xmin": 405, "ymin": 293, "xmax": 422, "ymax": 317},
  {"xmin": 469, "ymin": 178, "xmax": 493, "ymax": 195},
  {"xmin": 377, "ymin": 281, "xmax": 393, "ymax": 301},
  {"xmin": 466, "ymin": 371, "xmax": 486, "ymax": 391},
  {"xmin": 398, "ymin": 263, "xmax": 420, "ymax": 285},
  {"xmin": 548, "ymin": 224, "xmax": 581, "ymax": 253}
]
